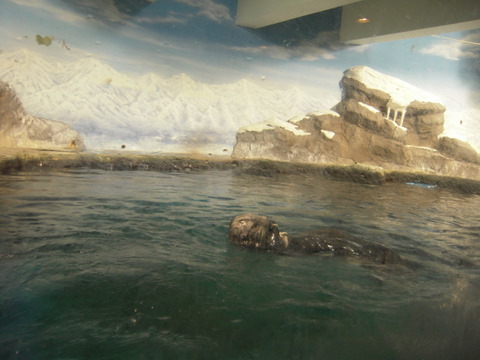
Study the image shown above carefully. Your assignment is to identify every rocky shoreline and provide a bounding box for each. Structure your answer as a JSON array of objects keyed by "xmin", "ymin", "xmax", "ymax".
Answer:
[{"xmin": 1, "ymin": 148, "xmax": 480, "ymax": 195}]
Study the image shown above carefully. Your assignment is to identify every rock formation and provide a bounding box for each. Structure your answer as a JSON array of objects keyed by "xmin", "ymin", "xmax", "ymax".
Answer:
[
  {"xmin": 0, "ymin": 80, "xmax": 84, "ymax": 150},
  {"xmin": 232, "ymin": 66, "xmax": 480, "ymax": 180}
]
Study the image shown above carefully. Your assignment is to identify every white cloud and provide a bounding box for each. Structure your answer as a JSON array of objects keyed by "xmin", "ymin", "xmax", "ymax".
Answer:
[
  {"xmin": 420, "ymin": 42, "xmax": 464, "ymax": 61},
  {"xmin": 174, "ymin": 0, "xmax": 232, "ymax": 23},
  {"xmin": 320, "ymin": 52, "xmax": 336, "ymax": 60},
  {"xmin": 135, "ymin": 15, "xmax": 188, "ymax": 25},
  {"xmin": 348, "ymin": 44, "xmax": 371, "ymax": 53},
  {"xmin": 229, "ymin": 43, "xmax": 336, "ymax": 62},
  {"xmin": 63, "ymin": 0, "xmax": 128, "ymax": 24},
  {"xmin": 297, "ymin": 46, "xmax": 336, "ymax": 61},
  {"xmin": 300, "ymin": 55, "xmax": 321, "ymax": 61},
  {"xmin": 229, "ymin": 45, "xmax": 289, "ymax": 60},
  {"xmin": 229, "ymin": 30, "xmax": 342, "ymax": 62},
  {"xmin": 420, "ymin": 33, "xmax": 480, "ymax": 61},
  {"xmin": 123, "ymin": 29, "xmax": 182, "ymax": 50},
  {"xmin": 7, "ymin": 0, "xmax": 135, "ymax": 31}
]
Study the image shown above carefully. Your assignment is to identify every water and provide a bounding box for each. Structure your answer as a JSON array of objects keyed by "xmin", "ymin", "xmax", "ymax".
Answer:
[{"xmin": 0, "ymin": 169, "xmax": 479, "ymax": 360}]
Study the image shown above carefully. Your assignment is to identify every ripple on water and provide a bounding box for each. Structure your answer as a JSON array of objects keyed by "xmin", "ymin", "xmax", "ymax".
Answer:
[{"xmin": 0, "ymin": 169, "xmax": 479, "ymax": 360}]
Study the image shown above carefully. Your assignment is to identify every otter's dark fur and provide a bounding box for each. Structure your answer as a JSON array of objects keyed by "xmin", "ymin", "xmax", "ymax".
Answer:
[{"xmin": 228, "ymin": 214, "xmax": 401, "ymax": 264}]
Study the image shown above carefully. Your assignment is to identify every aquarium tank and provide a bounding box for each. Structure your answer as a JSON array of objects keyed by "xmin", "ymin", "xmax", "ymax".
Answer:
[{"xmin": 0, "ymin": 1, "xmax": 479, "ymax": 359}]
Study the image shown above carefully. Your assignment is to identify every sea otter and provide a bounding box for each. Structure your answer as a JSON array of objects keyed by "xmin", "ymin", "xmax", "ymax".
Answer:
[{"xmin": 228, "ymin": 213, "xmax": 401, "ymax": 264}]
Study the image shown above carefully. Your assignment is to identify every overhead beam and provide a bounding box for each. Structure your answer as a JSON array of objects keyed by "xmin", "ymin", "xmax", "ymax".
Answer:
[
  {"xmin": 340, "ymin": 0, "xmax": 480, "ymax": 44},
  {"xmin": 236, "ymin": 0, "xmax": 360, "ymax": 29}
]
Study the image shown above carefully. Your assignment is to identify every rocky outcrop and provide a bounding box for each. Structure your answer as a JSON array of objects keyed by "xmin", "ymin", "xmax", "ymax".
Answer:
[
  {"xmin": 436, "ymin": 137, "xmax": 480, "ymax": 165},
  {"xmin": 338, "ymin": 66, "xmax": 446, "ymax": 148},
  {"xmin": 0, "ymin": 80, "xmax": 84, "ymax": 150},
  {"xmin": 232, "ymin": 66, "xmax": 480, "ymax": 180}
]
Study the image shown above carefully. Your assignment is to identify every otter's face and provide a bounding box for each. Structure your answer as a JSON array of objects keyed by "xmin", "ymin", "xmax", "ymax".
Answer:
[{"xmin": 228, "ymin": 214, "xmax": 287, "ymax": 250}]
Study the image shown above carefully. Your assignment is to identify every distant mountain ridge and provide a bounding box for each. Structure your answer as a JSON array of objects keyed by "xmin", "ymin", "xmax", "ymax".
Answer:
[{"xmin": 0, "ymin": 49, "xmax": 335, "ymax": 152}]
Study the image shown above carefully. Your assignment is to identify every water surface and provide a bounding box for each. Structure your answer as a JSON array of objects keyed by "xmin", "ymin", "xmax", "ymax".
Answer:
[{"xmin": 0, "ymin": 169, "xmax": 479, "ymax": 359}]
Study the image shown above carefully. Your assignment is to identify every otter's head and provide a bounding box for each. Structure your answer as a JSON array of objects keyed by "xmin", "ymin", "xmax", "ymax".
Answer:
[{"xmin": 228, "ymin": 214, "xmax": 288, "ymax": 251}]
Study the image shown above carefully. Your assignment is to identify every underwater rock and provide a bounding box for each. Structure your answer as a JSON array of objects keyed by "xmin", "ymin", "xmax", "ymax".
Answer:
[
  {"xmin": 0, "ymin": 80, "xmax": 84, "ymax": 150},
  {"xmin": 232, "ymin": 66, "xmax": 480, "ymax": 180}
]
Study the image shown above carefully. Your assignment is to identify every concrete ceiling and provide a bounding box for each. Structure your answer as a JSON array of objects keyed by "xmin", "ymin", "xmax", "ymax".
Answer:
[{"xmin": 236, "ymin": 0, "xmax": 480, "ymax": 45}]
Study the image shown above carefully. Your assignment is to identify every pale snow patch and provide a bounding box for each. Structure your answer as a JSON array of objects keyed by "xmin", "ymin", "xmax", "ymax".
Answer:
[
  {"xmin": 321, "ymin": 130, "xmax": 335, "ymax": 139},
  {"xmin": 405, "ymin": 145, "xmax": 438, "ymax": 152},
  {"xmin": 358, "ymin": 102, "xmax": 380, "ymax": 113},
  {"xmin": 288, "ymin": 110, "xmax": 341, "ymax": 124},
  {"xmin": 238, "ymin": 118, "xmax": 311, "ymax": 136},
  {"xmin": 287, "ymin": 114, "xmax": 308, "ymax": 124},
  {"xmin": 308, "ymin": 110, "xmax": 340, "ymax": 117}
]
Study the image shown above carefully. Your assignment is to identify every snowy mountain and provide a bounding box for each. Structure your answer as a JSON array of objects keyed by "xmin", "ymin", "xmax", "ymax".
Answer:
[{"xmin": 0, "ymin": 49, "xmax": 336, "ymax": 153}]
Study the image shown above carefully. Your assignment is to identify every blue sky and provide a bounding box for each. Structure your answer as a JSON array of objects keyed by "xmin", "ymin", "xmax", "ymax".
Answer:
[{"xmin": 0, "ymin": 0, "xmax": 478, "ymax": 93}]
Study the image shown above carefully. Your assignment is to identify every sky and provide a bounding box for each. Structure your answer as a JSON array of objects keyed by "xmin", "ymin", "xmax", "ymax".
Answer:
[
  {"xmin": 0, "ymin": 0, "xmax": 479, "ymax": 147},
  {"xmin": 1, "ymin": 0, "xmax": 478, "ymax": 86}
]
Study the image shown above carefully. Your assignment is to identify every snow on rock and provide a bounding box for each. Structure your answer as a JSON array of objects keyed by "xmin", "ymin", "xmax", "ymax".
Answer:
[
  {"xmin": 307, "ymin": 110, "xmax": 341, "ymax": 118},
  {"xmin": 321, "ymin": 130, "xmax": 335, "ymax": 139},
  {"xmin": 238, "ymin": 118, "xmax": 310, "ymax": 136},
  {"xmin": 358, "ymin": 101, "xmax": 380, "ymax": 114},
  {"xmin": 344, "ymin": 66, "xmax": 440, "ymax": 106},
  {"xmin": 287, "ymin": 114, "xmax": 309, "ymax": 124},
  {"xmin": 338, "ymin": 66, "xmax": 446, "ymax": 148},
  {"xmin": 288, "ymin": 110, "xmax": 341, "ymax": 124}
]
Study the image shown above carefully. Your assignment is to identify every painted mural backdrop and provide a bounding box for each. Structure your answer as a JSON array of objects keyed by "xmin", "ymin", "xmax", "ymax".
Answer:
[{"xmin": 0, "ymin": 0, "xmax": 479, "ymax": 153}]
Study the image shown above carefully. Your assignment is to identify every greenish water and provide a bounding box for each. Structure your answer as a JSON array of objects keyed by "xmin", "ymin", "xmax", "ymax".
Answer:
[{"xmin": 0, "ymin": 169, "xmax": 479, "ymax": 360}]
